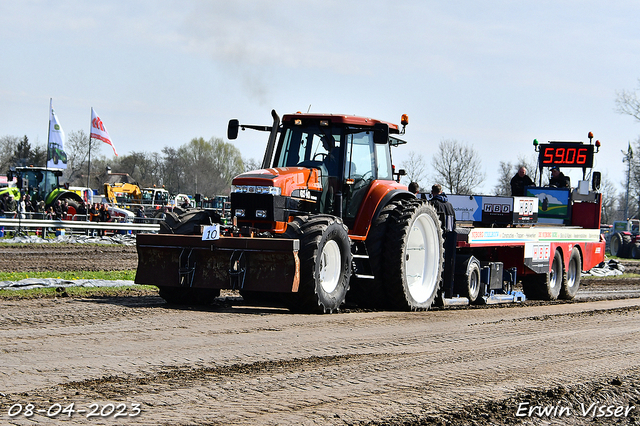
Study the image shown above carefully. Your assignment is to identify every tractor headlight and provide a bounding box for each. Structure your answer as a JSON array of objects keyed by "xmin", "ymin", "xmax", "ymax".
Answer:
[
  {"xmin": 231, "ymin": 185, "xmax": 281, "ymax": 196},
  {"xmin": 255, "ymin": 209, "xmax": 267, "ymax": 218},
  {"xmin": 235, "ymin": 209, "xmax": 245, "ymax": 217}
]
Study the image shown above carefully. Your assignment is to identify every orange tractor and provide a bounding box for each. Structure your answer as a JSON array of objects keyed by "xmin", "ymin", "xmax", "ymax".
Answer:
[{"xmin": 135, "ymin": 111, "xmax": 444, "ymax": 313}]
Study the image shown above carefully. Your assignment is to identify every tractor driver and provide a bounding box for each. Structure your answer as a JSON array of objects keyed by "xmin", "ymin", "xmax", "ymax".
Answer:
[
  {"xmin": 319, "ymin": 134, "xmax": 341, "ymax": 215},
  {"xmin": 321, "ymin": 134, "xmax": 340, "ymax": 177}
]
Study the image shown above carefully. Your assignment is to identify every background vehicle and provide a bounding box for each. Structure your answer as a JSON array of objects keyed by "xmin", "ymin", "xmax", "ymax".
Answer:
[
  {"xmin": 608, "ymin": 219, "xmax": 640, "ymax": 258},
  {"xmin": 104, "ymin": 182, "xmax": 142, "ymax": 205},
  {"xmin": 2, "ymin": 166, "xmax": 84, "ymax": 217},
  {"xmin": 69, "ymin": 186, "xmax": 95, "ymax": 205},
  {"xmin": 135, "ymin": 112, "xmax": 605, "ymax": 314}
]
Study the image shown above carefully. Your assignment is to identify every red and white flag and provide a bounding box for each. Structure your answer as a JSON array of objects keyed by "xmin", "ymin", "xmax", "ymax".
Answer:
[{"xmin": 90, "ymin": 107, "xmax": 118, "ymax": 156}]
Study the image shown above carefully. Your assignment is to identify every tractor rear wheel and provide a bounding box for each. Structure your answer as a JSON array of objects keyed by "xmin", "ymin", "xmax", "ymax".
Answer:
[
  {"xmin": 610, "ymin": 232, "xmax": 632, "ymax": 257},
  {"xmin": 158, "ymin": 286, "xmax": 220, "ymax": 305},
  {"xmin": 522, "ymin": 249, "xmax": 563, "ymax": 300},
  {"xmin": 560, "ymin": 247, "xmax": 582, "ymax": 300},
  {"xmin": 284, "ymin": 215, "xmax": 351, "ymax": 313},
  {"xmin": 347, "ymin": 201, "xmax": 399, "ymax": 309},
  {"xmin": 383, "ymin": 200, "xmax": 444, "ymax": 311}
]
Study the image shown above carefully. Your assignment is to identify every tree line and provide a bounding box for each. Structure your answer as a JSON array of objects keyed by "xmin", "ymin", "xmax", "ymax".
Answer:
[
  {"xmin": 5, "ymin": 80, "xmax": 640, "ymax": 224},
  {"xmin": 0, "ymin": 131, "xmax": 257, "ymax": 197}
]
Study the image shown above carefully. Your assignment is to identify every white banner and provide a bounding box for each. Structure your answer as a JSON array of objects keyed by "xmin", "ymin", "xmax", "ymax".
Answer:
[
  {"xmin": 90, "ymin": 108, "xmax": 118, "ymax": 156},
  {"xmin": 47, "ymin": 99, "xmax": 68, "ymax": 169}
]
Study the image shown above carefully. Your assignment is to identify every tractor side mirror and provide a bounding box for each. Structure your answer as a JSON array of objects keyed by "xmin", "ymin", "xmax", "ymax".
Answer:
[
  {"xmin": 373, "ymin": 123, "xmax": 389, "ymax": 144},
  {"xmin": 228, "ymin": 119, "xmax": 240, "ymax": 140},
  {"xmin": 394, "ymin": 168, "xmax": 406, "ymax": 183},
  {"xmin": 592, "ymin": 171, "xmax": 601, "ymax": 191},
  {"xmin": 7, "ymin": 171, "xmax": 13, "ymax": 181}
]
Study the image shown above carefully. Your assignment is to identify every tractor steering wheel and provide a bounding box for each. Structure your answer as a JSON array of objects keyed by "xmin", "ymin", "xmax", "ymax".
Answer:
[
  {"xmin": 352, "ymin": 170, "xmax": 372, "ymax": 190},
  {"xmin": 313, "ymin": 152, "xmax": 327, "ymax": 161}
]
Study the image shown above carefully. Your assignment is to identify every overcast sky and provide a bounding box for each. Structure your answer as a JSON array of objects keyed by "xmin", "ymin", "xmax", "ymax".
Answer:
[{"xmin": 1, "ymin": 0, "xmax": 639, "ymax": 194}]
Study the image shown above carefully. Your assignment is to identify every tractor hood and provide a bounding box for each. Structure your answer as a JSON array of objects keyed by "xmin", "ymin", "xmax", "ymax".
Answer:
[{"xmin": 231, "ymin": 167, "xmax": 323, "ymax": 197}]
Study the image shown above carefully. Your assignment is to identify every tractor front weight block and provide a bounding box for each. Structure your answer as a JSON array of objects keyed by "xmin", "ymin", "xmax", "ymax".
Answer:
[{"xmin": 135, "ymin": 234, "xmax": 301, "ymax": 292}]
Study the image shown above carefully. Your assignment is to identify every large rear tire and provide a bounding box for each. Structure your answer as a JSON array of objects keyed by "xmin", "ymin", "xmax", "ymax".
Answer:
[
  {"xmin": 522, "ymin": 249, "xmax": 563, "ymax": 300},
  {"xmin": 284, "ymin": 215, "xmax": 352, "ymax": 313},
  {"xmin": 610, "ymin": 232, "xmax": 632, "ymax": 258},
  {"xmin": 560, "ymin": 247, "xmax": 582, "ymax": 300},
  {"xmin": 347, "ymin": 202, "xmax": 399, "ymax": 309},
  {"xmin": 159, "ymin": 210, "xmax": 221, "ymax": 235},
  {"xmin": 63, "ymin": 199, "xmax": 79, "ymax": 220},
  {"xmin": 383, "ymin": 200, "xmax": 444, "ymax": 311}
]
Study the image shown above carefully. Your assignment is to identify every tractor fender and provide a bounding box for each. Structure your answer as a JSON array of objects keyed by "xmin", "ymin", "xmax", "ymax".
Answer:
[{"xmin": 350, "ymin": 181, "xmax": 414, "ymax": 239}]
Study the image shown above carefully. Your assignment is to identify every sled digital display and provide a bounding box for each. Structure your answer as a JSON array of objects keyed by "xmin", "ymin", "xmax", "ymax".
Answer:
[{"xmin": 538, "ymin": 143, "xmax": 594, "ymax": 168}]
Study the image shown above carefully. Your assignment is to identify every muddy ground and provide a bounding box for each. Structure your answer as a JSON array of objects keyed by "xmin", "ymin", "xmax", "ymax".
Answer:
[{"xmin": 1, "ymin": 243, "xmax": 640, "ymax": 425}]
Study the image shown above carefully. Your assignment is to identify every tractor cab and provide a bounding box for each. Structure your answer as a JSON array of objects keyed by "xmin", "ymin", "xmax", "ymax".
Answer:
[
  {"xmin": 8, "ymin": 167, "xmax": 62, "ymax": 205},
  {"xmin": 229, "ymin": 111, "xmax": 407, "ymax": 231}
]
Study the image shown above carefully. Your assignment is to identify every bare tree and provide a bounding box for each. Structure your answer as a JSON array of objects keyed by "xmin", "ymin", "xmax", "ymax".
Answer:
[
  {"xmin": 64, "ymin": 129, "xmax": 107, "ymax": 186},
  {"xmin": 494, "ymin": 161, "xmax": 513, "ymax": 196},
  {"xmin": 0, "ymin": 135, "xmax": 20, "ymax": 173},
  {"xmin": 431, "ymin": 139, "xmax": 485, "ymax": 195},
  {"xmin": 243, "ymin": 157, "xmax": 261, "ymax": 173},
  {"xmin": 400, "ymin": 151, "xmax": 428, "ymax": 187},
  {"xmin": 600, "ymin": 176, "xmax": 619, "ymax": 224},
  {"xmin": 616, "ymin": 79, "xmax": 640, "ymax": 123}
]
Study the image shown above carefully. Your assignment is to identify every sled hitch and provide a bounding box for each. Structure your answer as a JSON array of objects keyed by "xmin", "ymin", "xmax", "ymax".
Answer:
[
  {"xmin": 229, "ymin": 250, "xmax": 248, "ymax": 289},
  {"xmin": 178, "ymin": 248, "xmax": 197, "ymax": 287}
]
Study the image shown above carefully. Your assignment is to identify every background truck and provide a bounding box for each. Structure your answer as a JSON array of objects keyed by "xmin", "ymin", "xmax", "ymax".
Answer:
[{"xmin": 135, "ymin": 111, "xmax": 605, "ymax": 313}]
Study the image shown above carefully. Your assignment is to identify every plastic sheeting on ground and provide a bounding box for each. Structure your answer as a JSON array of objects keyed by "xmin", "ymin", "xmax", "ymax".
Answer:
[
  {"xmin": 0, "ymin": 233, "xmax": 137, "ymax": 245},
  {"xmin": 0, "ymin": 278, "xmax": 138, "ymax": 291},
  {"xmin": 584, "ymin": 259, "xmax": 626, "ymax": 277}
]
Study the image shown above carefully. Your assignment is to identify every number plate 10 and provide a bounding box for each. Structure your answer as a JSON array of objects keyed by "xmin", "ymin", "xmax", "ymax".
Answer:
[{"xmin": 202, "ymin": 224, "xmax": 220, "ymax": 241}]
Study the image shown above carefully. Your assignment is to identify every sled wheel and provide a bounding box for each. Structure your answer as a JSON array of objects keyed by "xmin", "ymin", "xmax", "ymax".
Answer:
[
  {"xmin": 560, "ymin": 247, "xmax": 582, "ymax": 300},
  {"xmin": 522, "ymin": 249, "xmax": 563, "ymax": 300},
  {"xmin": 463, "ymin": 257, "xmax": 483, "ymax": 304}
]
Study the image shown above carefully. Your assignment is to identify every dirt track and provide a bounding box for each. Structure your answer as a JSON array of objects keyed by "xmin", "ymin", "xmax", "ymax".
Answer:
[{"xmin": 1, "ymin": 244, "xmax": 640, "ymax": 425}]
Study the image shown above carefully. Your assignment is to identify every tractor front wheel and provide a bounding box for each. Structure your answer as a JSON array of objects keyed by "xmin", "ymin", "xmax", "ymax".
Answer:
[{"xmin": 284, "ymin": 215, "xmax": 351, "ymax": 313}]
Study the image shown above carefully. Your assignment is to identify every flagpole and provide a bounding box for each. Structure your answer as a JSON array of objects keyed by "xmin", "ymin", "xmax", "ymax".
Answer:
[
  {"xmin": 87, "ymin": 108, "xmax": 92, "ymax": 188},
  {"xmin": 45, "ymin": 98, "xmax": 52, "ymax": 200}
]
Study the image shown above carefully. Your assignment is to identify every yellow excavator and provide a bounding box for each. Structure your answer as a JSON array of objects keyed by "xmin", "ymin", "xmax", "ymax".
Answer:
[{"xmin": 103, "ymin": 182, "xmax": 142, "ymax": 205}]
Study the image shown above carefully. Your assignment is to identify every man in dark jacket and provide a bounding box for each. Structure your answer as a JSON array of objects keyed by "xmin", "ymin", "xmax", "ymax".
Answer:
[
  {"xmin": 510, "ymin": 167, "xmax": 534, "ymax": 196},
  {"xmin": 549, "ymin": 166, "xmax": 570, "ymax": 188},
  {"xmin": 429, "ymin": 184, "xmax": 456, "ymax": 232},
  {"xmin": 98, "ymin": 204, "xmax": 111, "ymax": 236}
]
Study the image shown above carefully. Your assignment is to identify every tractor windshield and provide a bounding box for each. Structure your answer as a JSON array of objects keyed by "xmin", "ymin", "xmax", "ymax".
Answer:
[
  {"xmin": 20, "ymin": 169, "xmax": 58, "ymax": 203},
  {"xmin": 274, "ymin": 124, "xmax": 343, "ymax": 177}
]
